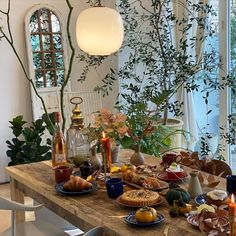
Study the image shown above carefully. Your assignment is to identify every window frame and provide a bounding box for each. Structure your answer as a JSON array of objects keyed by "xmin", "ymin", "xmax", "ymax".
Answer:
[
  {"xmin": 219, "ymin": 0, "xmax": 230, "ymax": 163},
  {"xmin": 24, "ymin": 4, "xmax": 70, "ymax": 93}
]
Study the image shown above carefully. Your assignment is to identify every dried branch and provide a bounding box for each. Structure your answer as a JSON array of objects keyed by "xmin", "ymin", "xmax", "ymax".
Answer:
[{"xmin": 60, "ymin": 0, "xmax": 75, "ymax": 132}]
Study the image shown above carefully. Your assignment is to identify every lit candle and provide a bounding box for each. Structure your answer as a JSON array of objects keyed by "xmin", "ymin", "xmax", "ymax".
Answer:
[
  {"xmin": 228, "ymin": 194, "xmax": 236, "ymax": 236},
  {"xmin": 101, "ymin": 131, "xmax": 111, "ymax": 179}
]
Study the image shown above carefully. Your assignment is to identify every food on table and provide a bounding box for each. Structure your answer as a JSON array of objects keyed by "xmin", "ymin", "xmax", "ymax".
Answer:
[
  {"xmin": 166, "ymin": 162, "xmax": 185, "ymax": 179},
  {"xmin": 136, "ymin": 165, "xmax": 158, "ymax": 176},
  {"xmin": 168, "ymin": 162, "xmax": 181, "ymax": 172},
  {"xmin": 110, "ymin": 166, "xmax": 121, "ymax": 173},
  {"xmin": 135, "ymin": 207, "xmax": 158, "ymax": 223},
  {"xmin": 187, "ymin": 203, "xmax": 229, "ymax": 234},
  {"xmin": 197, "ymin": 204, "xmax": 215, "ymax": 214},
  {"xmin": 206, "ymin": 189, "xmax": 228, "ymax": 206},
  {"xmin": 166, "ymin": 188, "xmax": 191, "ymax": 206},
  {"xmin": 63, "ymin": 176, "xmax": 92, "ymax": 191},
  {"xmin": 86, "ymin": 175, "xmax": 93, "ymax": 182},
  {"xmin": 119, "ymin": 189, "xmax": 160, "ymax": 207},
  {"xmin": 122, "ymin": 170, "xmax": 163, "ymax": 190},
  {"xmin": 197, "ymin": 209, "xmax": 228, "ymax": 234},
  {"xmin": 142, "ymin": 177, "xmax": 161, "ymax": 190},
  {"xmin": 122, "ymin": 170, "xmax": 145, "ymax": 185},
  {"xmin": 121, "ymin": 164, "xmax": 136, "ymax": 173},
  {"xmin": 169, "ymin": 200, "xmax": 192, "ymax": 217}
]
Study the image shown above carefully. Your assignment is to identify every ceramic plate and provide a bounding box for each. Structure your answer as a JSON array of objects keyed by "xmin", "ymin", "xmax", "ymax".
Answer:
[
  {"xmin": 124, "ymin": 212, "xmax": 164, "ymax": 227},
  {"xmin": 187, "ymin": 214, "xmax": 228, "ymax": 228},
  {"xmin": 55, "ymin": 181, "xmax": 97, "ymax": 196},
  {"xmin": 156, "ymin": 172, "xmax": 188, "ymax": 182},
  {"xmin": 116, "ymin": 196, "xmax": 164, "ymax": 208},
  {"xmin": 194, "ymin": 194, "xmax": 207, "ymax": 205}
]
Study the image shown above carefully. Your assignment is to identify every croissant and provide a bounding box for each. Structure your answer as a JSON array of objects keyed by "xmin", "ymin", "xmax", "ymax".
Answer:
[
  {"xmin": 142, "ymin": 177, "xmax": 161, "ymax": 190},
  {"xmin": 63, "ymin": 176, "xmax": 92, "ymax": 191}
]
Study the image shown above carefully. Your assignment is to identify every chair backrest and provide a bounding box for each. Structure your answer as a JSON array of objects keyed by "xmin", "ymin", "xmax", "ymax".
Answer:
[
  {"xmin": 0, "ymin": 196, "xmax": 43, "ymax": 211},
  {"xmin": 83, "ymin": 226, "xmax": 103, "ymax": 236}
]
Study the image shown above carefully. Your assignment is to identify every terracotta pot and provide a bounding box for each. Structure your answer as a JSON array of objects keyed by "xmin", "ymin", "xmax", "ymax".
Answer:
[{"xmin": 130, "ymin": 144, "xmax": 144, "ymax": 166}]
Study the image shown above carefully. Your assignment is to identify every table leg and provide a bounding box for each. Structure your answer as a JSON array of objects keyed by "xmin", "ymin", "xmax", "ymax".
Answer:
[{"xmin": 9, "ymin": 178, "xmax": 25, "ymax": 223}]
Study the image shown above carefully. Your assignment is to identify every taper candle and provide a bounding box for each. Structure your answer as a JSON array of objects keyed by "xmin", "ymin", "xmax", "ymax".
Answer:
[
  {"xmin": 228, "ymin": 194, "xmax": 236, "ymax": 236},
  {"xmin": 101, "ymin": 132, "xmax": 111, "ymax": 177}
]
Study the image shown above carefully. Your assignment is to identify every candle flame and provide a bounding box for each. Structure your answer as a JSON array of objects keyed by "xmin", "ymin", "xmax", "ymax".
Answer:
[
  {"xmin": 102, "ymin": 131, "xmax": 106, "ymax": 139},
  {"xmin": 231, "ymin": 194, "xmax": 235, "ymax": 203}
]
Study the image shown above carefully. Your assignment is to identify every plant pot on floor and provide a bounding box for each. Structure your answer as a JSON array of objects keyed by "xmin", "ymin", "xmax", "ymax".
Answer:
[{"xmin": 156, "ymin": 118, "xmax": 184, "ymax": 149}]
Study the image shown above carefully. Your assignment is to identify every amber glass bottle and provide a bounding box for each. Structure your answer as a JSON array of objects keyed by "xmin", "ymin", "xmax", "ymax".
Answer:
[{"xmin": 52, "ymin": 112, "xmax": 67, "ymax": 167}]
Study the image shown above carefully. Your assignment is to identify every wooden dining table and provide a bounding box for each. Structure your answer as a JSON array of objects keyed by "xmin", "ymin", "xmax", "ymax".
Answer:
[{"xmin": 5, "ymin": 149, "xmax": 227, "ymax": 236}]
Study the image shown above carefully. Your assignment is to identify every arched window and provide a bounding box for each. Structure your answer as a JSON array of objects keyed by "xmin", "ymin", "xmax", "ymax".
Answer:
[
  {"xmin": 25, "ymin": 5, "xmax": 70, "ymax": 121},
  {"xmin": 29, "ymin": 8, "xmax": 65, "ymax": 88}
]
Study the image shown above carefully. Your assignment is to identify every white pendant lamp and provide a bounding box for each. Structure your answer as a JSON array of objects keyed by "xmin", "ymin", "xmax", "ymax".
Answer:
[{"xmin": 76, "ymin": 1, "xmax": 124, "ymax": 55}]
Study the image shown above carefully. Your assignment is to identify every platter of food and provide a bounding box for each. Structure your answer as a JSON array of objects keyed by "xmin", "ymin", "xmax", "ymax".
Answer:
[{"xmin": 122, "ymin": 170, "xmax": 169, "ymax": 191}]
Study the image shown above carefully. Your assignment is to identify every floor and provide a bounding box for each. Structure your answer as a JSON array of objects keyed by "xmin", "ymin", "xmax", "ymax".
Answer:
[
  {"xmin": 0, "ymin": 183, "xmax": 35, "ymax": 234},
  {"xmin": 0, "ymin": 183, "xmax": 83, "ymax": 236}
]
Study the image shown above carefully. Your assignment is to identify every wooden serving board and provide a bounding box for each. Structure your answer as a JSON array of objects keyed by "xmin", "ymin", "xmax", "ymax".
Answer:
[{"xmin": 122, "ymin": 178, "xmax": 169, "ymax": 192}]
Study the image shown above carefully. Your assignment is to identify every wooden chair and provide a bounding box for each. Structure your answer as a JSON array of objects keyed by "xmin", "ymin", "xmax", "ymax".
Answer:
[{"xmin": 0, "ymin": 196, "xmax": 68, "ymax": 236}]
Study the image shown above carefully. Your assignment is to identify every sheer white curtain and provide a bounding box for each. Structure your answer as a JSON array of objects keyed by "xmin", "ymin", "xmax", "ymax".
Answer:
[{"xmin": 173, "ymin": 0, "xmax": 208, "ymax": 150}]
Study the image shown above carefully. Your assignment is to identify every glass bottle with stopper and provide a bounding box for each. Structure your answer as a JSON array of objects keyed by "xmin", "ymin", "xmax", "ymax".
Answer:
[
  {"xmin": 52, "ymin": 112, "xmax": 67, "ymax": 167},
  {"xmin": 66, "ymin": 96, "xmax": 90, "ymax": 166}
]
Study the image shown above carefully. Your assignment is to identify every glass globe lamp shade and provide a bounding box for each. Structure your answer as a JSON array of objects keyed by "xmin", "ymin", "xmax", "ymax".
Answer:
[{"xmin": 76, "ymin": 7, "xmax": 124, "ymax": 55}]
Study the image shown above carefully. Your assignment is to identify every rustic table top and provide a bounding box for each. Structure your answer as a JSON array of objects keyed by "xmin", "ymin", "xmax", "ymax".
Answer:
[{"xmin": 5, "ymin": 149, "xmax": 226, "ymax": 236}]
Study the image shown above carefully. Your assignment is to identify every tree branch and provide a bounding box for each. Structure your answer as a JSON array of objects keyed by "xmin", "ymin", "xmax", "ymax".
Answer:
[{"xmin": 61, "ymin": 0, "xmax": 75, "ymax": 132}]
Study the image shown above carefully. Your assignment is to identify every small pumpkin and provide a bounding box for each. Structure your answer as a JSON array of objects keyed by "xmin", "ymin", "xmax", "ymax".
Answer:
[{"xmin": 166, "ymin": 188, "xmax": 191, "ymax": 206}]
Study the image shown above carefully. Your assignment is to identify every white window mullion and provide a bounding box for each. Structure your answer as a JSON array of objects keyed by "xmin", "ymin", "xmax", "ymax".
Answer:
[{"xmin": 219, "ymin": 0, "xmax": 230, "ymax": 163}]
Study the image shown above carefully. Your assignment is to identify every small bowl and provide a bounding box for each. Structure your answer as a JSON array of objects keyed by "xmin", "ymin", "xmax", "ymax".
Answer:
[{"xmin": 166, "ymin": 168, "xmax": 185, "ymax": 179}]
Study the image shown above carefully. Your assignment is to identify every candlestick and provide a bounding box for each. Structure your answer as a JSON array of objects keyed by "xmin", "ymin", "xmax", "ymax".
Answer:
[
  {"xmin": 228, "ymin": 194, "xmax": 236, "ymax": 236},
  {"xmin": 101, "ymin": 132, "xmax": 111, "ymax": 180}
]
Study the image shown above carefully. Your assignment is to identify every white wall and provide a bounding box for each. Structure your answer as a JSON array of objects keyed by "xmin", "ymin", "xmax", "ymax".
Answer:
[{"xmin": 0, "ymin": 0, "xmax": 119, "ymax": 183}]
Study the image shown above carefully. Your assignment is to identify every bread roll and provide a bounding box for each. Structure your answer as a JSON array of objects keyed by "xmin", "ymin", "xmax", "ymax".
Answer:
[{"xmin": 63, "ymin": 176, "xmax": 92, "ymax": 191}]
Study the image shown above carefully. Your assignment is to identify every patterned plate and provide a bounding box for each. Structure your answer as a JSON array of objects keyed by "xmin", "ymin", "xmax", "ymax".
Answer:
[
  {"xmin": 55, "ymin": 181, "xmax": 97, "ymax": 196},
  {"xmin": 194, "ymin": 194, "xmax": 207, "ymax": 205},
  {"xmin": 156, "ymin": 172, "xmax": 188, "ymax": 182},
  {"xmin": 187, "ymin": 214, "xmax": 228, "ymax": 228},
  {"xmin": 124, "ymin": 212, "xmax": 165, "ymax": 226}
]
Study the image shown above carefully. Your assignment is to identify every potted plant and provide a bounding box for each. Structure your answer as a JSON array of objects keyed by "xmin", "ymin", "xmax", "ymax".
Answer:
[
  {"xmin": 78, "ymin": 0, "xmax": 221, "ymax": 149},
  {"xmin": 6, "ymin": 114, "xmax": 54, "ymax": 165}
]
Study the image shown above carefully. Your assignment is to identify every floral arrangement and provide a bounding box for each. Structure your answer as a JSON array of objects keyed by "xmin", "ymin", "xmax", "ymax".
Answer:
[
  {"xmin": 86, "ymin": 107, "xmax": 172, "ymax": 156},
  {"xmin": 88, "ymin": 108, "xmax": 128, "ymax": 148}
]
